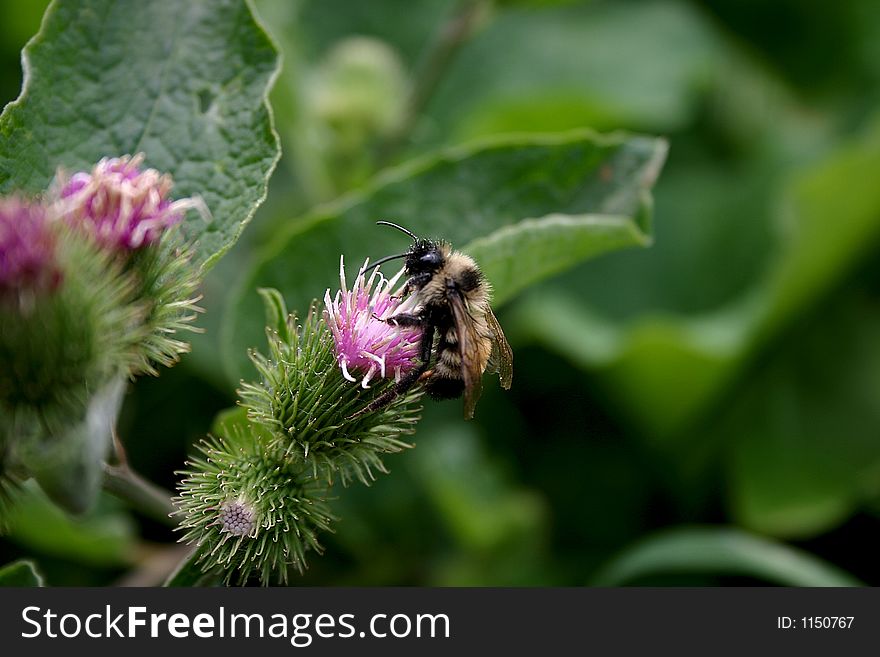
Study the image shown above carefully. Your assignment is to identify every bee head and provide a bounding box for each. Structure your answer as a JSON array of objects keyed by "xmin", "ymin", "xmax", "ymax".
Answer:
[
  {"xmin": 405, "ymin": 238, "xmax": 444, "ymax": 275},
  {"xmin": 361, "ymin": 221, "xmax": 446, "ymax": 281}
]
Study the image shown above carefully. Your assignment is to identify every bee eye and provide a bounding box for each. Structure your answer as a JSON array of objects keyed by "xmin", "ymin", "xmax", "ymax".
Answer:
[{"xmin": 420, "ymin": 252, "xmax": 441, "ymax": 266}]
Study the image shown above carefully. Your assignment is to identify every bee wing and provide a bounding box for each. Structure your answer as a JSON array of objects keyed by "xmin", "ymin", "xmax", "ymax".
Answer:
[
  {"xmin": 448, "ymin": 290, "xmax": 485, "ymax": 420},
  {"xmin": 485, "ymin": 307, "xmax": 513, "ymax": 390}
]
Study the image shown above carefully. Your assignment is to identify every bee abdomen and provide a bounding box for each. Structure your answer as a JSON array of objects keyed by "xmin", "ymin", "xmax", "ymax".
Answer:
[
  {"xmin": 439, "ymin": 347, "xmax": 461, "ymax": 367},
  {"xmin": 425, "ymin": 373, "xmax": 464, "ymax": 400},
  {"xmin": 424, "ymin": 335, "xmax": 464, "ymax": 399}
]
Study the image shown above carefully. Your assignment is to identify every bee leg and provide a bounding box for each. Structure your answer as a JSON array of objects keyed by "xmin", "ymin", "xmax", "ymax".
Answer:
[
  {"xmin": 347, "ymin": 324, "xmax": 434, "ymax": 419},
  {"xmin": 372, "ymin": 312, "xmax": 423, "ymax": 324},
  {"xmin": 381, "ymin": 312, "xmax": 424, "ymax": 328}
]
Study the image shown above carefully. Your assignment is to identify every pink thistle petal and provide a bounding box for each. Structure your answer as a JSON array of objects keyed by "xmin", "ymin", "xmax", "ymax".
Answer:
[
  {"xmin": 56, "ymin": 153, "xmax": 208, "ymax": 252},
  {"xmin": 323, "ymin": 255, "xmax": 422, "ymax": 386},
  {"xmin": 0, "ymin": 197, "xmax": 60, "ymax": 298}
]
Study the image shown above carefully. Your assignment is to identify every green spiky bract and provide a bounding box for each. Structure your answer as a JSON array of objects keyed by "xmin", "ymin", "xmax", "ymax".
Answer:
[
  {"xmin": 0, "ymin": 226, "xmax": 203, "ymax": 422},
  {"xmin": 176, "ymin": 424, "xmax": 336, "ymax": 585},
  {"xmin": 238, "ymin": 290, "xmax": 423, "ymax": 486},
  {"xmin": 176, "ymin": 289, "xmax": 423, "ymax": 584},
  {"xmin": 0, "ymin": 225, "xmax": 139, "ymax": 427},
  {"xmin": 125, "ymin": 237, "xmax": 203, "ymax": 376}
]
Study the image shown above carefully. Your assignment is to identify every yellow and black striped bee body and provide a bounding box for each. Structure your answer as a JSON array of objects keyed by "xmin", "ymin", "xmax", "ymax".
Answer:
[{"xmin": 358, "ymin": 222, "xmax": 513, "ymax": 419}]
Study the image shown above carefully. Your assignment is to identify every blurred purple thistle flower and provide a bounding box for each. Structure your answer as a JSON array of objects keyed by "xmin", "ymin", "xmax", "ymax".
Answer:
[
  {"xmin": 0, "ymin": 197, "xmax": 60, "ymax": 297},
  {"xmin": 57, "ymin": 153, "xmax": 206, "ymax": 251},
  {"xmin": 323, "ymin": 255, "xmax": 422, "ymax": 388}
]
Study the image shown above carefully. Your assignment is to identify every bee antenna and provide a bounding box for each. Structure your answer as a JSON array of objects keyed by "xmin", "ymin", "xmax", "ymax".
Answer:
[
  {"xmin": 376, "ymin": 220, "xmax": 418, "ymax": 241},
  {"xmin": 359, "ymin": 252, "xmax": 409, "ymax": 276}
]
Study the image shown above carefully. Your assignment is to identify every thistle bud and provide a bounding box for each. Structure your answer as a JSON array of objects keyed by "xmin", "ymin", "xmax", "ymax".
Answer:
[
  {"xmin": 310, "ymin": 37, "xmax": 407, "ymax": 146},
  {"xmin": 0, "ymin": 210, "xmax": 136, "ymax": 417},
  {"xmin": 304, "ymin": 37, "xmax": 408, "ymax": 193},
  {"xmin": 176, "ymin": 427, "xmax": 335, "ymax": 585}
]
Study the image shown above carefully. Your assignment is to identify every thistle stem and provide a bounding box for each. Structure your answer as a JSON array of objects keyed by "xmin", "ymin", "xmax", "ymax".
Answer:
[
  {"xmin": 378, "ymin": 0, "xmax": 491, "ymax": 163},
  {"xmin": 103, "ymin": 463, "xmax": 177, "ymax": 527}
]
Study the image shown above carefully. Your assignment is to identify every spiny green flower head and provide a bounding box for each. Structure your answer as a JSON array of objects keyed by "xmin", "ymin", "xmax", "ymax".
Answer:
[
  {"xmin": 121, "ymin": 240, "xmax": 203, "ymax": 376},
  {"xmin": 177, "ymin": 265, "xmax": 425, "ymax": 584},
  {"xmin": 0, "ymin": 198, "xmax": 138, "ymax": 422},
  {"xmin": 239, "ymin": 278, "xmax": 423, "ymax": 487},
  {"xmin": 1, "ymin": 153, "xmax": 206, "ymax": 424},
  {"xmin": 54, "ymin": 153, "xmax": 207, "ymax": 376},
  {"xmin": 175, "ymin": 424, "xmax": 336, "ymax": 585},
  {"xmin": 1, "ymin": 155, "xmax": 207, "ymax": 522},
  {"xmin": 0, "ymin": 197, "xmax": 137, "ymax": 522}
]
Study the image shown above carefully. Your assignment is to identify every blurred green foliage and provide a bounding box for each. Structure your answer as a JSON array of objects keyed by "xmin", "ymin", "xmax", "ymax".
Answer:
[
  {"xmin": 2, "ymin": 0, "xmax": 879, "ymax": 586},
  {"xmin": 0, "ymin": 559, "xmax": 43, "ymax": 586}
]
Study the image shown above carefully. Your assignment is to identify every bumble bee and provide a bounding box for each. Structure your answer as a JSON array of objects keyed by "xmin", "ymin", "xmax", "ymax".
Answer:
[{"xmin": 358, "ymin": 221, "xmax": 513, "ymax": 419}]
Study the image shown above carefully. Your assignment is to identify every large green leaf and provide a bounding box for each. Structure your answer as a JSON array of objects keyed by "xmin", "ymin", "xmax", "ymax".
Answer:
[
  {"xmin": 509, "ymin": 291, "xmax": 754, "ymax": 439},
  {"xmin": 222, "ymin": 129, "xmax": 666, "ymax": 380},
  {"xmin": 466, "ymin": 213, "xmax": 651, "ymax": 306},
  {"xmin": 719, "ymin": 118, "xmax": 880, "ymax": 535},
  {"xmin": 412, "ymin": 422, "xmax": 545, "ymax": 556},
  {"xmin": 757, "ymin": 115, "xmax": 880, "ymax": 339},
  {"xmin": 0, "ymin": 559, "xmax": 44, "ymax": 586},
  {"xmin": 516, "ymin": 113, "xmax": 880, "ymax": 441},
  {"xmin": 0, "ymin": 0, "xmax": 280, "ymax": 269},
  {"xmin": 723, "ymin": 294, "xmax": 880, "ymax": 538},
  {"xmin": 5, "ymin": 482, "xmax": 137, "ymax": 567},
  {"xmin": 426, "ymin": 0, "xmax": 719, "ymax": 141},
  {"xmin": 590, "ymin": 526, "xmax": 862, "ymax": 587}
]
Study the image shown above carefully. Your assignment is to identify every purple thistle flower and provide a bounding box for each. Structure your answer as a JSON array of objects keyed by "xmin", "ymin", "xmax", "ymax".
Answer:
[
  {"xmin": 56, "ymin": 153, "xmax": 205, "ymax": 251},
  {"xmin": 0, "ymin": 197, "xmax": 60, "ymax": 297},
  {"xmin": 323, "ymin": 255, "xmax": 422, "ymax": 388}
]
